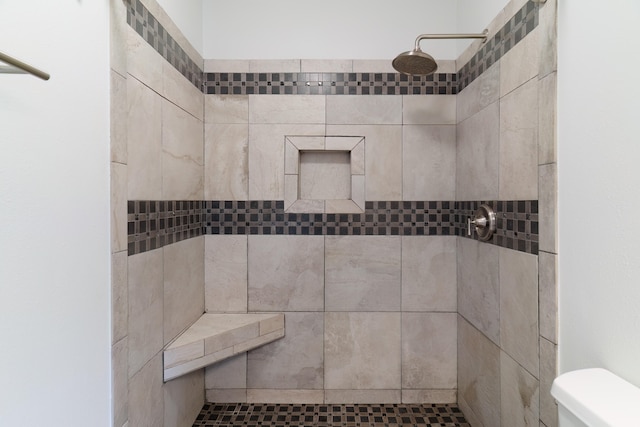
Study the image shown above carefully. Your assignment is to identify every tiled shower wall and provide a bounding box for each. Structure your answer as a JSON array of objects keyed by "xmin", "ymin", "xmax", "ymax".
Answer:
[
  {"xmin": 111, "ymin": 0, "xmax": 558, "ymax": 426},
  {"xmin": 110, "ymin": 1, "xmax": 206, "ymax": 426}
]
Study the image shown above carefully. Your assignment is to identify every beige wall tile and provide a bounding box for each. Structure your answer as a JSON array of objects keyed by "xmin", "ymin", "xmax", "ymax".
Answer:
[
  {"xmin": 325, "ymin": 312, "xmax": 401, "ymax": 390},
  {"xmin": 352, "ymin": 60, "xmax": 396, "ymax": 73},
  {"xmin": 301, "ymin": 59, "xmax": 353, "ymax": 72},
  {"xmin": 326, "ymin": 96, "xmax": 402, "ymax": 125},
  {"xmin": 162, "ymin": 99, "xmax": 204, "ymax": 200},
  {"xmin": 500, "ymin": 77, "xmax": 539, "ymax": 200},
  {"xmin": 247, "ymin": 389, "xmax": 324, "ymax": 404},
  {"xmin": 501, "ymin": 28, "xmax": 540, "ymax": 97},
  {"xmin": 247, "ymin": 312, "xmax": 324, "ymax": 389},
  {"xmin": 457, "ymin": 238, "xmax": 500, "ymax": 344},
  {"xmin": 110, "ymin": 71, "xmax": 127, "ymax": 164},
  {"xmin": 249, "ymin": 95, "xmax": 325, "ymax": 124},
  {"xmin": 128, "ymin": 249, "xmax": 164, "ymax": 377},
  {"xmin": 325, "ymin": 236, "xmax": 401, "ymax": 311},
  {"xmin": 458, "ymin": 316, "xmax": 501, "ymax": 427},
  {"xmin": 539, "ymin": 72, "xmax": 557, "ymax": 165},
  {"xmin": 127, "ymin": 76, "xmax": 162, "ymax": 200},
  {"xmin": 162, "ymin": 61, "xmax": 203, "ymax": 121},
  {"xmin": 111, "ymin": 162, "xmax": 128, "ymax": 253},
  {"xmin": 539, "ymin": 163, "xmax": 558, "ymax": 254},
  {"xmin": 402, "ymin": 390, "xmax": 456, "ymax": 404},
  {"xmin": 248, "ymin": 235, "xmax": 324, "ymax": 311},
  {"xmin": 299, "ymin": 151, "xmax": 351, "ymax": 200},
  {"xmin": 112, "ymin": 338, "xmax": 128, "ymax": 427},
  {"xmin": 364, "ymin": 125, "xmax": 403, "ymax": 200},
  {"xmin": 128, "ymin": 354, "xmax": 164, "ymax": 427},
  {"xmin": 205, "ymin": 353, "xmax": 246, "ymax": 389},
  {"xmin": 456, "ymin": 62, "xmax": 499, "ymax": 124},
  {"xmin": 500, "ymin": 247, "xmax": 539, "ymax": 376},
  {"xmin": 205, "ymin": 95, "xmax": 249, "ymax": 124},
  {"xmin": 204, "ymin": 124, "xmax": 249, "ymax": 200},
  {"xmin": 248, "ymin": 59, "xmax": 300, "ymax": 72},
  {"xmin": 325, "ymin": 390, "xmax": 401, "ymax": 404},
  {"xmin": 109, "ymin": 0, "xmax": 127, "ymax": 76},
  {"xmin": 403, "ymin": 95, "xmax": 456, "ymax": 125},
  {"xmin": 205, "ymin": 235, "xmax": 247, "ymax": 313},
  {"xmin": 127, "ymin": 27, "xmax": 163, "ymax": 94},
  {"xmin": 205, "ymin": 389, "xmax": 247, "ymax": 403},
  {"xmin": 163, "ymin": 369, "xmax": 204, "ymax": 427},
  {"xmin": 204, "ymin": 59, "xmax": 250, "ymax": 73},
  {"xmin": 248, "ymin": 124, "xmax": 324, "ymax": 200},
  {"xmin": 456, "ymin": 102, "xmax": 500, "ymax": 201},
  {"xmin": 539, "ymin": 251, "xmax": 558, "ymax": 343},
  {"xmin": 402, "ymin": 236, "xmax": 456, "ymax": 312},
  {"xmin": 403, "ymin": 125, "xmax": 456, "ymax": 200},
  {"xmin": 402, "ymin": 313, "xmax": 457, "ymax": 389},
  {"xmin": 540, "ymin": 337, "xmax": 558, "ymax": 427},
  {"xmin": 164, "ymin": 238, "xmax": 205, "ymax": 345},
  {"xmin": 538, "ymin": 0, "xmax": 558, "ymax": 78},
  {"xmin": 112, "ymin": 251, "xmax": 128, "ymax": 344},
  {"xmin": 500, "ymin": 351, "xmax": 540, "ymax": 427}
]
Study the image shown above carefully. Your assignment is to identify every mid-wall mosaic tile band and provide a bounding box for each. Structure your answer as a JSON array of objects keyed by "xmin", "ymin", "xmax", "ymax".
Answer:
[
  {"xmin": 124, "ymin": 0, "xmax": 540, "ymax": 95},
  {"xmin": 127, "ymin": 200, "xmax": 538, "ymax": 256}
]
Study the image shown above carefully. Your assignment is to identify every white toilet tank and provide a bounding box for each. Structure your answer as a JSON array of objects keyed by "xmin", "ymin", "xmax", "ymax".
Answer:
[{"xmin": 551, "ymin": 368, "xmax": 640, "ymax": 426}]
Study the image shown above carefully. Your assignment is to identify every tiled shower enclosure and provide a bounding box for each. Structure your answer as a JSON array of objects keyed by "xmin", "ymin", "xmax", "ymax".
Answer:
[{"xmin": 110, "ymin": 0, "xmax": 558, "ymax": 426}]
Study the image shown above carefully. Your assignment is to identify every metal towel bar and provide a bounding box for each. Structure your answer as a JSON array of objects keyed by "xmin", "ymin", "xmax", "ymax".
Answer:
[{"xmin": 0, "ymin": 51, "xmax": 50, "ymax": 81}]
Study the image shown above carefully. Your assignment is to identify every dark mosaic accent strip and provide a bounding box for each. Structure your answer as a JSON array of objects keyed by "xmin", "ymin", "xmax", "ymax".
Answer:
[
  {"xmin": 455, "ymin": 200, "xmax": 539, "ymax": 255},
  {"xmin": 192, "ymin": 402, "xmax": 471, "ymax": 427},
  {"xmin": 127, "ymin": 200, "xmax": 538, "ymax": 256},
  {"xmin": 127, "ymin": 200, "xmax": 203, "ymax": 255},
  {"xmin": 458, "ymin": 0, "xmax": 539, "ymax": 92},
  {"xmin": 124, "ymin": 0, "xmax": 203, "ymax": 90},
  {"xmin": 204, "ymin": 72, "xmax": 458, "ymax": 95}
]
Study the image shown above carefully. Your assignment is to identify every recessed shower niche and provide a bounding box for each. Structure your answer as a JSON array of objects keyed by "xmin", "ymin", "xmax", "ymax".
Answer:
[{"xmin": 284, "ymin": 136, "xmax": 365, "ymax": 213}]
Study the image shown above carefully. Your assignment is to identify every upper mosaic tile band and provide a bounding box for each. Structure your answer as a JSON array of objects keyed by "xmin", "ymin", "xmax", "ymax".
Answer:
[{"xmin": 124, "ymin": 0, "xmax": 540, "ymax": 95}]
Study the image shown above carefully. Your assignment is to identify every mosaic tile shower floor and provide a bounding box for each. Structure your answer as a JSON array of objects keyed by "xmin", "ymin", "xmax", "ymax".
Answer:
[{"xmin": 192, "ymin": 403, "xmax": 471, "ymax": 427}]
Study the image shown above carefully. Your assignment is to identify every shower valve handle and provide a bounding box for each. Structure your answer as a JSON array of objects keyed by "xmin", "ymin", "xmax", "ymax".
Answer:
[{"xmin": 466, "ymin": 204, "xmax": 497, "ymax": 241}]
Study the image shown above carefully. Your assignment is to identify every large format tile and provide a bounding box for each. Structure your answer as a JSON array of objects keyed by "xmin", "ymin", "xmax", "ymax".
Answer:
[
  {"xmin": 205, "ymin": 235, "xmax": 248, "ymax": 313},
  {"xmin": 500, "ymin": 247, "xmax": 539, "ymax": 377},
  {"xmin": 111, "ymin": 162, "xmax": 128, "ymax": 254},
  {"xmin": 538, "ymin": 72, "xmax": 557, "ymax": 166},
  {"xmin": 110, "ymin": 70, "xmax": 127, "ymax": 164},
  {"xmin": 457, "ymin": 62, "xmax": 500, "ymax": 124},
  {"xmin": 112, "ymin": 338, "xmax": 128, "ymax": 427},
  {"xmin": 539, "ymin": 251, "xmax": 558, "ymax": 343},
  {"xmin": 128, "ymin": 249, "xmax": 164, "ymax": 377},
  {"xmin": 164, "ymin": 238, "xmax": 205, "ymax": 345},
  {"xmin": 248, "ymin": 124, "xmax": 324, "ymax": 200},
  {"xmin": 162, "ymin": 99, "xmax": 204, "ymax": 200},
  {"xmin": 112, "ymin": 251, "xmax": 128, "ymax": 344},
  {"xmin": 325, "ymin": 312, "xmax": 401, "ymax": 390},
  {"xmin": 401, "ymin": 236, "xmax": 456, "ymax": 312},
  {"xmin": 248, "ymin": 235, "xmax": 324, "ymax": 312},
  {"xmin": 247, "ymin": 312, "xmax": 324, "ymax": 390},
  {"xmin": 249, "ymin": 95, "xmax": 325, "ymax": 124},
  {"xmin": 126, "ymin": 27, "xmax": 162, "ymax": 94},
  {"xmin": 204, "ymin": 123, "xmax": 249, "ymax": 200},
  {"xmin": 501, "ymin": 28, "xmax": 540, "ymax": 97},
  {"xmin": 162, "ymin": 60, "xmax": 203, "ymax": 121},
  {"xmin": 457, "ymin": 238, "xmax": 500, "ymax": 344},
  {"xmin": 247, "ymin": 389, "xmax": 324, "ymax": 404},
  {"xmin": 538, "ymin": 0, "xmax": 558, "ymax": 78},
  {"xmin": 456, "ymin": 102, "xmax": 500, "ymax": 201},
  {"xmin": 129, "ymin": 354, "xmax": 164, "ymax": 427},
  {"xmin": 325, "ymin": 390, "xmax": 401, "ymax": 404},
  {"xmin": 458, "ymin": 316, "xmax": 501, "ymax": 427},
  {"xmin": 403, "ymin": 125, "xmax": 456, "ymax": 201},
  {"xmin": 539, "ymin": 163, "xmax": 558, "ymax": 254},
  {"xmin": 326, "ymin": 96, "xmax": 402, "ymax": 125},
  {"xmin": 205, "ymin": 353, "xmax": 247, "ymax": 390},
  {"xmin": 164, "ymin": 369, "xmax": 204, "ymax": 427},
  {"xmin": 540, "ymin": 337, "xmax": 558, "ymax": 427},
  {"xmin": 499, "ymin": 77, "xmax": 539, "ymax": 200},
  {"xmin": 402, "ymin": 313, "xmax": 457, "ymax": 389},
  {"xmin": 501, "ymin": 351, "xmax": 540, "ymax": 427},
  {"xmin": 109, "ymin": 0, "xmax": 127, "ymax": 76},
  {"xmin": 325, "ymin": 236, "xmax": 401, "ymax": 311},
  {"xmin": 403, "ymin": 95, "xmax": 456, "ymax": 125},
  {"xmin": 205, "ymin": 95, "xmax": 249, "ymax": 124},
  {"xmin": 127, "ymin": 76, "xmax": 162, "ymax": 200}
]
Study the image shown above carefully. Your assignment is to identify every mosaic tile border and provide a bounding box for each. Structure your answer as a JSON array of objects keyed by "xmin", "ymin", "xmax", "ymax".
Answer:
[
  {"xmin": 127, "ymin": 200, "xmax": 538, "ymax": 256},
  {"xmin": 192, "ymin": 402, "xmax": 471, "ymax": 427},
  {"xmin": 124, "ymin": 0, "xmax": 538, "ymax": 95},
  {"xmin": 124, "ymin": 0, "xmax": 203, "ymax": 89}
]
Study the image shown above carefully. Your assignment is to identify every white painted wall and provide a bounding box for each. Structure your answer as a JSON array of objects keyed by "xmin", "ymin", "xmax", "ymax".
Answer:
[
  {"xmin": 202, "ymin": 0, "xmax": 459, "ymax": 60},
  {"xmin": 558, "ymin": 1, "xmax": 640, "ymax": 387},
  {"xmin": 156, "ymin": 0, "xmax": 204, "ymax": 54},
  {"xmin": 456, "ymin": 0, "xmax": 510, "ymax": 55},
  {"xmin": 0, "ymin": 1, "xmax": 111, "ymax": 426}
]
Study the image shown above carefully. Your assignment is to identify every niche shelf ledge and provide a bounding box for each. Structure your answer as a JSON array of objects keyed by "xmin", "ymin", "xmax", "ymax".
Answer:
[{"xmin": 163, "ymin": 313, "xmax": 285, "ymax": 382}]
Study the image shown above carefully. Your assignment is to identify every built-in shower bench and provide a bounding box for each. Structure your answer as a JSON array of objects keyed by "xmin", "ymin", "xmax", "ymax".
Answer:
[{"xmin": 163, "ymin": 313, "xmax": 285, "ymax": 381}]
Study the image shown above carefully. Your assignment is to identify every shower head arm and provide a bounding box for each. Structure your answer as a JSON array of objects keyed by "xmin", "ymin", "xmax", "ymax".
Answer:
[{"xmin": 413, "ymin": 29, "xmax": 488, "ymax": 50}]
